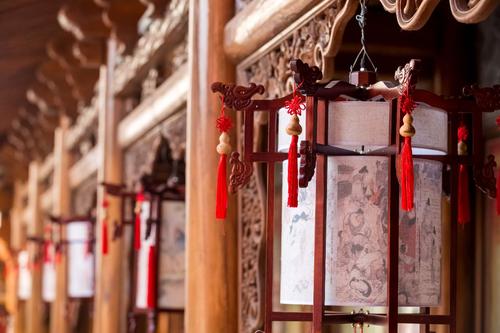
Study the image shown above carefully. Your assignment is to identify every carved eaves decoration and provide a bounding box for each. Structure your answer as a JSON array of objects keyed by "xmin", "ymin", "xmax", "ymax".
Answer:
[
  {"xmin": 71, "ymin": 173, "xmax": 98, "ymax": 217},
  {"xmin": 97, "ymin": 0, "xmax": 148, "ymax": 54},
  {"xmin": 124, "ymin": 111, "xmax": 186, "ymax": 190},
  {"xmin": 113, "ymin": 0, "xmax": 189, "ymax": 96},
  {"xmin": 234, "ymin": 0, "xmax": 498, "ymax": 32},
  {"xmin": 379, "ymin": 0, "xmax": 499, "ymax": 30}
]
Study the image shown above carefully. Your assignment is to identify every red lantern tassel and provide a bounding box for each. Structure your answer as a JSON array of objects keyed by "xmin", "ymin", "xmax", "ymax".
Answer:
[
  {"xmin": 55, "ymin": 250, "xmax": 62, "ymax": 265},
  {"xmin": 288, "ymin": 135, "xmax": 299, "ymax": 207},
  {"xmin": 215, "ymin": 153, "xmax": 228, "ymax": 219},
  {"xmin": 102, "ymin": 219, "xmax": 108, "ymax": 255},
  {"xmin": 458, "ymin": 164, "xmax": 470, "ymax": 225},
  {"xmin": 134, "ymin": 212, "xmax": 141, "ymax": 250},
  {"xmin": 147, "ymin": 245, "xmax": 156, "ymax": 309},
  {"xmin": 43, "ymin": 242, "xmax": 51, "ymax": 263},
  {"xmin": 400, "ymin": 136, "xmax": 414, "ymax": 211}
]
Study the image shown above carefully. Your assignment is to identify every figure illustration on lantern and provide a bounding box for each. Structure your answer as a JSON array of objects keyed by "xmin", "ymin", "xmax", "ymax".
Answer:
[{"xmin": 333, "ymin": 157, "xmax": 387, "ymax": 305}]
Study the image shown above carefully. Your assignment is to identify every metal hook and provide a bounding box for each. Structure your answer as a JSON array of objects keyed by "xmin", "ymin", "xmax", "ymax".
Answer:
[{"xmin": 350, "ymin": 0, "xmax": 377, "ymax": 74}]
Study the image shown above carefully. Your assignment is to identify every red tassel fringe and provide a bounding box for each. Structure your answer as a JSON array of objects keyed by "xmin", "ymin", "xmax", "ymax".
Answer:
[
  {"xmin": 102, "ymin": 219, "xmax": 108, "ymax": 255},
  {"xmin": 458, "ymin": 164, "xmax": 470, "ymax": 225},
  {"xmin": 147, "ymin": 245, "xmax": 156, "ymax": 309},
  {"xmin": 55, "ymin": 250, "xmax": 62, "ymax": 265},
  {"xmin": 134, "ymin": 212, "xmax": 141, "ymax": 250},
  {"xmin": 216, "ymin": 154, "xmax": 228, "ymax": 219},
  {"xmin": 43, "ymin": 242, "xmax": 51, "ymax": 263},
  {"xmin": 134, "ymin": 192, "xmax": 144, "ymax": 250},
  {"xmin": 400, "ymin": 136, "xmax": 414, "ymax": 211},
  {"xmin": 288, "ymin": 135, "xmax": 299, "ymax": 207}
]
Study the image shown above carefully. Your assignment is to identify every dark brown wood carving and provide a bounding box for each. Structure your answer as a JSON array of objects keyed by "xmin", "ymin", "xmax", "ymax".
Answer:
[
  {"xmin": 395, "ymin": 58, "xmax": 420, "ymax": 93},
  {"xmin": 229, "ymin": 152, "xmax": 253, "ymax": 194},
  {"xmin": 463, "ymin": 85, "xmax": 500, "ymax": 110},
  {"xmin": 291, "ymin": 59, "xmax": 323, "ymax": 94},
  {"xmin": 474, "ymin": 154, "xmax": 497, "ymax": 199},
  {"xmin": 299, "ymin": 140, "xmax": 316, "ymax": 188},
  {"xmin": 210, "ymin": 82, "xmax": 265, "ymax": 111}
]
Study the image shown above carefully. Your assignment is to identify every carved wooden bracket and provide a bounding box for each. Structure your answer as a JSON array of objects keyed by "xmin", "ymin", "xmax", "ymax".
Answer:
[
  {"xmin": 291, "ymin": 59, "xmax": 323, "ymax": 95},
  {"xmin": 463, "ymin": 85, "xmax": 500, "ymax": 111},
  {"xmin": 58, "ymin": 0, "xmax": 110, "ymax": 41},
  {"xmin": 229, "ymin": 152, "xmax": 253, "ymax": 194},
  {"xmin": 211, "ymin": 82, "xmax": 265, "ymax": 111},
  {"xmin": 299, "ymin": 140, "xmax": 316, "ymax": 188},
  {"xmin": 140, "ymin": 0, "xmax": 169, "ymax": 18},
  {"xmin": 395, "ymin": 58, "xmax": 421, "ymax": 94},
  {"xmin": 98, "ymin": 0, "xmax": 147, "ymax": 54},
  {"xmin": 26, "ymin": 80, "xmax": 62, "ymax": 116},
  {"xmin": 474, "ymin": 154, "xmax": 497, "ymax": 199}
]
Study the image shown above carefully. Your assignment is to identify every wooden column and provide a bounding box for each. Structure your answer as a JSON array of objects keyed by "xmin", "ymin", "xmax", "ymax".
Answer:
[
  {"xmin": 186, "ymin": 0, "xmax": 237, "ymax": 332},
  {"xmin": 50, "ymin": 117, "xmax": 72, "ymax": 333},
  {"xmin": 26, "ymin": 161, "xmax": 45, "ymax": 333},
  {"xmin": 93, "ymin": 37, "xmax": 125, "ymax": 333},
  {"xmin": 10, "ymin": 181, "xmax": 26, "ymax": 333}
]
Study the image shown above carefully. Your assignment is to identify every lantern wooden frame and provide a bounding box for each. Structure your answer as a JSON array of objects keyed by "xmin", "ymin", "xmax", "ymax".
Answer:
[
  {"xmin": 48, "ymin": 215, "xmax": 96, "ymax": 301},
  {"xmin": 211, "ymin": 59, "xmax": 500, "ymax": 333},
  {"xmin": 102, "ymin": 135, "xmax": 186, "ymax": 333}
]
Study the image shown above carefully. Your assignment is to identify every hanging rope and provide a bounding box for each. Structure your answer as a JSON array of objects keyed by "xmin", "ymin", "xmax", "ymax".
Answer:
[{"xmin": 350, "ymin": 0, "xmax": 377, "ymax": 73}]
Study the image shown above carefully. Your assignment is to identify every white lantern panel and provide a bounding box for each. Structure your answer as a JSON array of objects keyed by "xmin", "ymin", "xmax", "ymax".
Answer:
[
  {"xmin": 412, "ymin": 103, "xmax": 448, "ymax": 155},
  {"xmin": 158, "ymin": 201, "xmax": 186, "ymax": 310},
  {"xmin": 280, "ymin": 168, "xmax": 316, "ymax": 305},
  {"xmin": 17, "ymin": 250, "xmax": 32, "ymax": 300},
  {"xmin": 328, "ymin": 101, "xmax": 391, "ymax": 151},
  {"xmin": 280, "ymin": 157, "xmax": 442, "ymax": 306},
  {"xmin": 136, "ymin": 200, "xmax": 155, "ymax": 309},
  {"xmin": 42, "ymin": 243, "xmax": 56, "ymax": 302},
  {"xmin": 67, "ymin": 221, "xmax": 94, "ymax": 298}
]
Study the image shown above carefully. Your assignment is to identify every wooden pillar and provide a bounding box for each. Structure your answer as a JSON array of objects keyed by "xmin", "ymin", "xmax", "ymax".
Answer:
[
  {"xmin": 26, "ymin": 162, "xmax": 45, "ymax": 333},
  {"xmin": 92, "ymin": 37, "xmax": 125, "ymax": 333},
  {"xmin": 186, "ymin": 0, "xmax": 237, "ymax": 332},
  {"xmin": 50, "ymin": 117, "xmax": 72, "ymax": 333},
  {"xmin": 10, "ymin": 181, "xmax": 26, "ymax": 333}
]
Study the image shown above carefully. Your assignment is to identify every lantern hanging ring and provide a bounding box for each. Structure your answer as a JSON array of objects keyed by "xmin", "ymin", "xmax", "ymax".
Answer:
[{"xmin": 350, "ymin": 0, "xmax": 377, "ymax": 74}]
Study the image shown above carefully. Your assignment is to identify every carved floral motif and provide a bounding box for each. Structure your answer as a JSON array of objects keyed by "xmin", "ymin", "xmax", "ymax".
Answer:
[
  {"xmin": 242, "ymin": 2, "xmax": 352, "ymax": 98},
  {"xmin": 229, "ymin": 152, "xmax": 253, "ymax": 194},
  {"xmin": 239, "ymin": 164, "xmax": 266, "ymax": 333}
]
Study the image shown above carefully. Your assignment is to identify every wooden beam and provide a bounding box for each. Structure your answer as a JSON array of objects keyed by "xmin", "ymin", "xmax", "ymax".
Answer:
[
  {"xmin": 117, "ymin": 65, "xmax": 188, "ymax": 148},
  {"xmin": 186, "ymin": 0, "xmax": 237, "ymax": 333},
  {"xmin": 224, "ymin": 0, "xmax": 322, "ymax": 61},
  {"xmin": 69, "ymin": 146, "xmax": 100, "ymax": 188}
]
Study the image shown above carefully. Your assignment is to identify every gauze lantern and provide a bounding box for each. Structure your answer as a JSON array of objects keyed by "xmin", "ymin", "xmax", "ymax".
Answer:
[
  {"xmin": 211, "ymin": 58, "xmax": 499, "ymax": 333},
  {"xmin": 102, "ymin": 134, "xmax": 186, "ymax": 333},
  {"xmin": 278, "ymin": 96, "xmax": 446, "ymax": 307}
]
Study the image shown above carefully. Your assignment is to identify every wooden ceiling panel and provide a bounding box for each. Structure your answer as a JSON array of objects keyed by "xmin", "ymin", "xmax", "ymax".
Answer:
[{"xmin": 0, "ymin": 0, "xmax": 64, "ymax": 132}]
